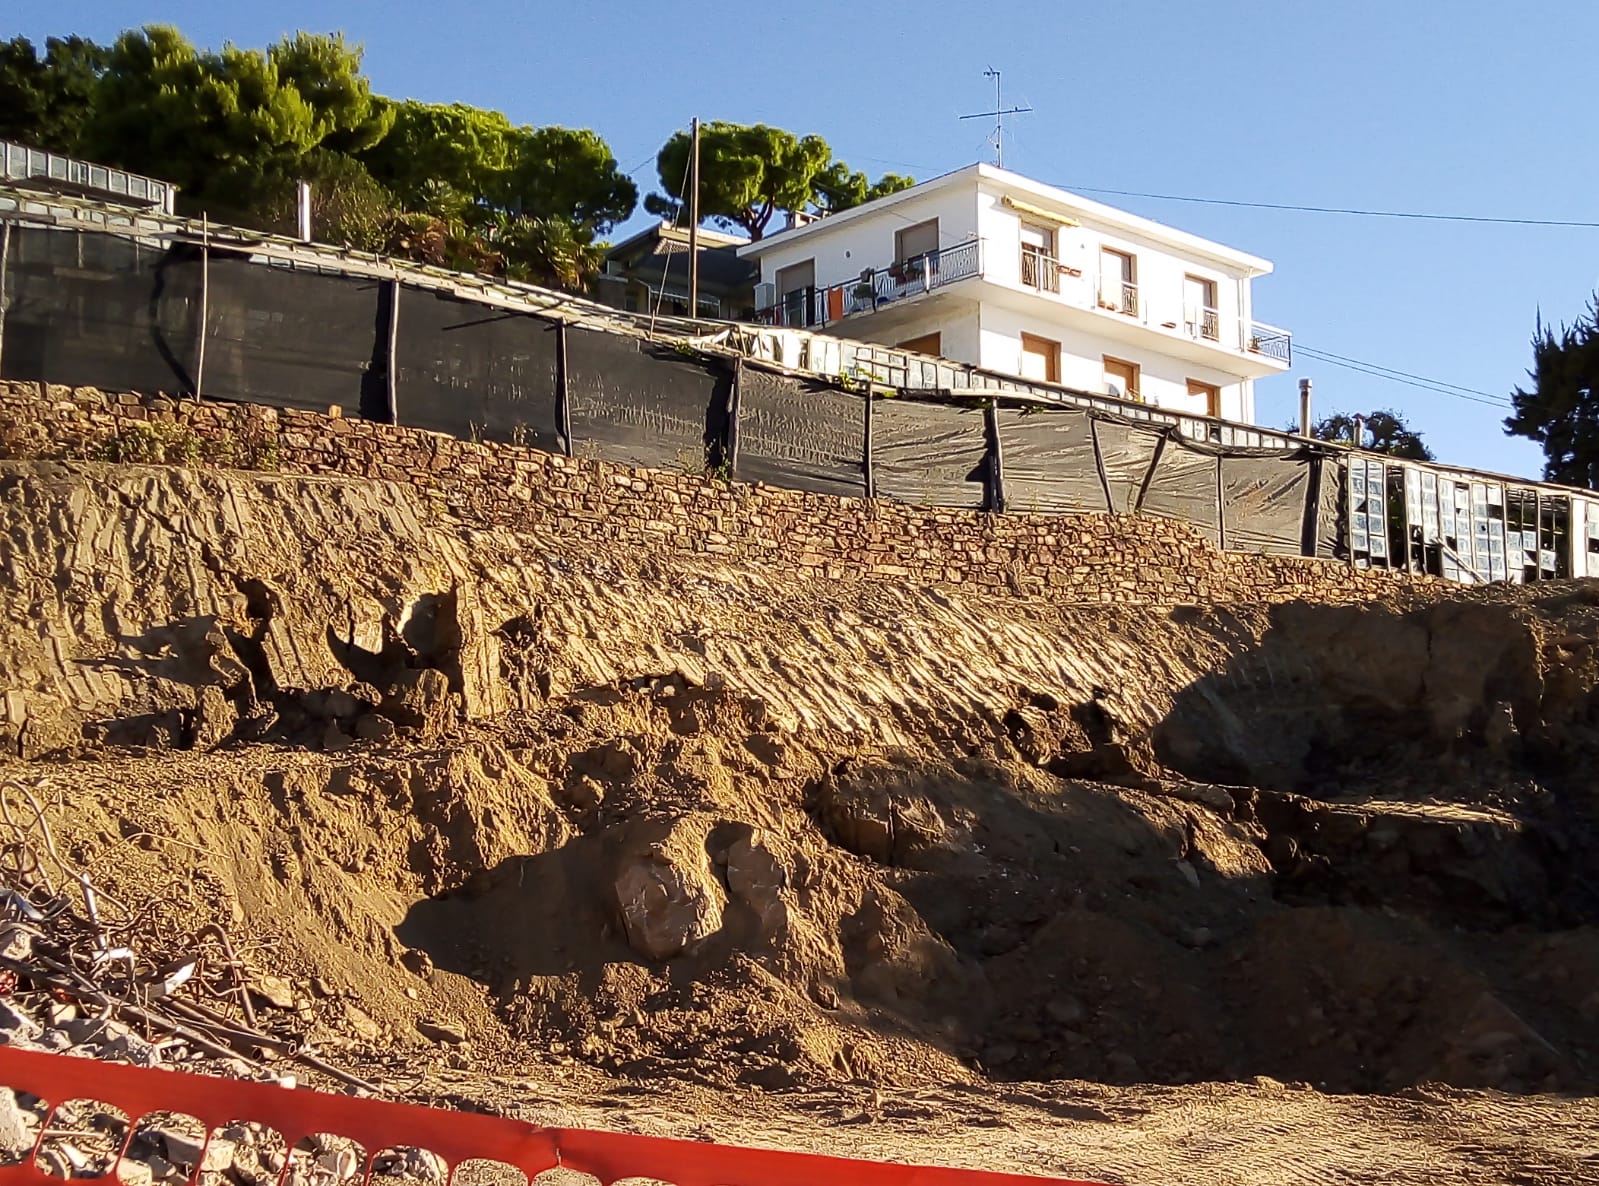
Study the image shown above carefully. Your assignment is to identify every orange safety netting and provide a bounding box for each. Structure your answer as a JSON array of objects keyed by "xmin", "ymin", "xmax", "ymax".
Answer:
[{"xmin": 0, "ymin": 1046, "xmax": 1108, "ymax": 1186}]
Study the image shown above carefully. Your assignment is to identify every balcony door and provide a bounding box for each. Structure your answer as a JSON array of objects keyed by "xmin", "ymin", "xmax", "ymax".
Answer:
[
  {"xmin": 1100, "ymin": 248, "xmax": 1136, "ymax": 315},
  {"xmin": 775, "ymin": 258, "xmax": 815, "ymax": 327},
  {"xmin": 895, "ymin": 219, "xmax": 939, "ymax": 265},
  {"xmin": 1184, "ymin": 274, "xmax": 1219, "ymax": 341},
  {"xmin": 1020, "ymin": 223, "xmax": 1057, "ymax": 291}
]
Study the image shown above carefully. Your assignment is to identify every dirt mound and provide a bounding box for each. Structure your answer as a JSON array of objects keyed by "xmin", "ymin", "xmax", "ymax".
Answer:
[{"xmin": 1, "ymin": 460, "xmax": 1598, "ymax": 1108}]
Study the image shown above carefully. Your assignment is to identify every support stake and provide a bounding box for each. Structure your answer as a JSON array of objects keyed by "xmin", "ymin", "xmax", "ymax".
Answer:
[
  {"xmin": 194, "ymin": 213, "xmax": 209, "ymax": 402},
  {"xmin": 556, "ymin": 321, "xmax": 573, "ymax": 457},
  {"xmin": 384, "ymin": 279, "xmax": 400, "ymax": 425},
  {"xmin": 0, "ymin": 221, "xmax": 10, "ymax": 379}
]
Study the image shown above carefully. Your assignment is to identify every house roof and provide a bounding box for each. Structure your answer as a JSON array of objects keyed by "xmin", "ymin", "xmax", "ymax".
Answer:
[
  {"xmin": 737, "ymin": 163, "xmax": 1274, "ymax": 276},
  {"xmin": 605, "ymin": 221, "xmax": 757, "ymax": 294}
]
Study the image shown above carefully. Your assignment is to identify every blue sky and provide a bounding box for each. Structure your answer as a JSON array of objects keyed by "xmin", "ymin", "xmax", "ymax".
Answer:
[{"xmin": 11, "ymin": 1, "xmax": 1599, "ymax": 477}]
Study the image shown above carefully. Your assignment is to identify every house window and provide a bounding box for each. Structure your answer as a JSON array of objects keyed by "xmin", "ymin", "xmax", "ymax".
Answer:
[
  {"xmin": 1188, "ymin": 378, "xmax": 1222, "ymax": 418},
  {"xmin": 1184, "ymin": 274, "xmax": 1220, "ymax": 341},
  {"xmin": 774, "ymin": 258, "xmax": 816, "ymax": 327},
  {"xmin": 898, "ymin": 332, "xmax": 942, "ymax": 356},
  {"xmin": 895, "ymin": 219, "xmax": 939, "ymax": 265},
  {"xmin": 1104, "ymin": 356, "xmax": 1141, "ymax": 402},
  {"xmin": 1020, "ymin": 333, "xmax": 1061, "ymax": 383},
  {"xmin": 1020, "ymin": 223, "xmax": 1058, "ymax": 292},
  {"xmin": 1099, "ymin": 248, "xmax": 1137, "ymax": 315}
]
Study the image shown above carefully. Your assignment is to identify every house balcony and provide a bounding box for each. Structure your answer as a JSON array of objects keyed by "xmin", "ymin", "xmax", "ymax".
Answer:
[
  {"xmin": 754, "ymin": 237, "xmax": 1291, "ymax": 376},
  {"xmin": 755, "ymin": 239, "xmax": 983, "ymax": 329}
]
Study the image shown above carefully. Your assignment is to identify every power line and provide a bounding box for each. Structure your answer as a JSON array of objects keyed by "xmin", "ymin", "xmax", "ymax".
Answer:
[
  {"xmin": 1058, "ymin": 184, "xmax": 1599, "ymax": 229},
  {"xmin": 1296, "ymin": 345, "xmax": 1514, "ymax": 409}
]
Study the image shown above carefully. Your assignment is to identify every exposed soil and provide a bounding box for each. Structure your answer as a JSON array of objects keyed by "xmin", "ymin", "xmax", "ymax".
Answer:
[{"xmin": 2, "ymin": 461, "xmax": 1599, "ymax": 1183}]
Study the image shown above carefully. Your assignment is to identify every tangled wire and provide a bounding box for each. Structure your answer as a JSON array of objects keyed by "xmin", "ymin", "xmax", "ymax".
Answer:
[{"xmin": 0, "ymin": 777, "xmax": 372, "ymax": 1092}]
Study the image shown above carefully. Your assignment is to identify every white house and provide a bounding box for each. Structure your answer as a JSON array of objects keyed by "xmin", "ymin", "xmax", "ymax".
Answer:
[{"xmin": 737, "ymin": 163, "xmax": 1290, "ymax": 423}]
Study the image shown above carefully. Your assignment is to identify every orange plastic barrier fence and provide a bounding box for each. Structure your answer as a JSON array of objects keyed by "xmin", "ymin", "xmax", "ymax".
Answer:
[{"xmin": 0, "ymin": 1046, "xmax": 1108, "ymax": 1186}]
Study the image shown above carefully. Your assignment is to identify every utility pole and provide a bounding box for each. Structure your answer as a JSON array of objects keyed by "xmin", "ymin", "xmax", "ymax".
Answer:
[
  {"xmin": 687, "ymin": 117, "xmax": 700, "ymax": 318},
  {"xmin": 959, "ymin": 68, "xmax": 1032, "ymax": 168}
]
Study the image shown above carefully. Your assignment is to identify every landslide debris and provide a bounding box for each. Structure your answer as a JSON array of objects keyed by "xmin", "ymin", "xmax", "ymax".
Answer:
[{"xmin": 0, "ymin": 460, "xmax": 1596, "ymax": 1103}]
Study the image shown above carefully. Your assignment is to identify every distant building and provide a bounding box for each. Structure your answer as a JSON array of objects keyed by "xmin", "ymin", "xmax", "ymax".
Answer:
[
  {"xmin": 1, "ymin": 138, "xmax": 176, "ymax": 214},
  {"xmin": 737, "ymin": 163, "xmax": 1290, "ymax": 423},
  {"xmin": 595, "ymin": 222, "xmax": 758, "ymax": 320}
]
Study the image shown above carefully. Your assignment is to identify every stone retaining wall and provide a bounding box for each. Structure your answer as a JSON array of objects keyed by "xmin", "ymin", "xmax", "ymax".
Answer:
[{"xmin": 0, "ymin": 381, "xmax": 1410, "ymax": 605}]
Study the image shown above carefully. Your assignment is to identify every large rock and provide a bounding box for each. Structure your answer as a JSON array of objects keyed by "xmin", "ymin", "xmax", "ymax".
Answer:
[
  {"xmin": 613, "ymin": 820, "xmax": 726, "ymax": 960},
  {"xmin": 381, "ymin": 668, "xmax": 454, "ymax": 734},
  {"xmin": 725, "ymin": 833, "xmax": 790, "ymax": 939}
]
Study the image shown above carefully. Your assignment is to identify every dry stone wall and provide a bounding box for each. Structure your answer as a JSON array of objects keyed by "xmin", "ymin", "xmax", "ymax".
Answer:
[{"xmin": 0, "ymin": 381, "xmax": 1410, "ymax": 605}]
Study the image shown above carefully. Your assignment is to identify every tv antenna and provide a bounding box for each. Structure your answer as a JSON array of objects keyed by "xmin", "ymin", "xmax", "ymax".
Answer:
[{"xmin": 959, "ymin": 67, "xmax": 1032, "ymax": 168}]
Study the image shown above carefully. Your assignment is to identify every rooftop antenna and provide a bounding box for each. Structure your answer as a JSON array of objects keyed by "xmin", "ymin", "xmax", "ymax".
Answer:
[{"xmin": 959, "ymin": 67, "xmax": 1032, "ymax": 168}]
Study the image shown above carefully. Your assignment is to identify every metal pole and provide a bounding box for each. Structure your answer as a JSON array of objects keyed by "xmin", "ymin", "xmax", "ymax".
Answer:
[
  {"xmin": 687, "ymin": 117, "xmax": 700, "ymax": 318},
  {"xmin": 384, "ymin": 279, "xmax": 400, "ymax": 425},
  {"xmin": 1298, "ymin": 377, "xmax": 1312, "ymax": 438},
  {"xmin": 0, "ymin": 221, "xmax": 10, "ymax": 379},
  {"xmin": 194, "ymin": 213, "xmax": 209, "ymax": 401}
]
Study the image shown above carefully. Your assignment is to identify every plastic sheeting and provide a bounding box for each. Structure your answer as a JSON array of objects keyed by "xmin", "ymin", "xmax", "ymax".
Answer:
[
  {"xmin": 1220, "ymin": 454, "xmax": 1313, "ymax": 556},
  {"xmin": 1309, "ymin": 456, "xmax": 1345, "ymax": 559},
  {"xmin": 1092, "ymin": 419, "xmax": 1165, "ymax": 514},
  {"xmin": 870, "ymin": 398, "xmax": 991, "ymax": 509},
  {"xmin": 0, "ymin": 227, "xmax": 199, "ymax": 394},
  {"xmin": 1140, "ymin": 438, "xmax": 1221, "ymax": 545},
  {"xmin": 732, "ymin": 367, "xmax": 866, "ymax": 497},
  {"xmin": 394, "ymin": 290, "xmax": 562, "ymax": 449},
  {"xmin": 565, "ymin": 327, "xmax": 730, "ymax": 472},
  {"xmin": 202, "ymin": 256, "xmax": 381, "ymax": 416},
  {"xmin": 995, "ymin": 407, "xmax": 1110, "ymax": 515}
]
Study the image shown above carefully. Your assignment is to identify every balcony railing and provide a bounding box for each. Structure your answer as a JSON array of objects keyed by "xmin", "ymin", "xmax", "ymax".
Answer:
[
  {"xmin": 757, "ymin": 238, "xmax": 982, "ymax": 328},
  {"xmin": 1246, "ymin": 321, "xmax": 1292, "ymax": 364},
  {"xmin": 1020, "ymin": 248, "xmax": 1062, "ymax": 293},
  {"xmin": 1098, "ymin": 279, "xmax": 1139, "ymax": 317},
  {"xmin": 1185, "ymin": 305, "xmax": 1221, "ymax": 342},
  {"xmin": 756, "ymin": 238, "xmax": 1290, "ymax": 365}
]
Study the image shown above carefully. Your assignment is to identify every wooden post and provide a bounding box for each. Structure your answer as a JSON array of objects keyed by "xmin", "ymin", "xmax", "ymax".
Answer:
[
  {"xmin": 1088, "ymin": 417, "xmax": 1115, "ymax": 512},
  {"xmin": 986, "ymin": 399, "xmax": 1007, "ymax": 512},
  {"xmin": 384, "ymin": 279, "xmax": 400, "ymax": 425},
  {"xmin": 725, "ymin": 359, "xmax": 742, "ymax": 476},
  {"xmin": 1215, "ymin": 453, "xmax": 1227, "ymax": 550},
  {"xmin": 0, "ymin": 221, "xmax": 10, "ymax": 379},
  {"xmin": 194, "ymin": 213, "xmax": 209, "ymax": 401},
  {"xmin": 863, "ymin": 390, "xmax": 875, "ymax": 499},
  {"xmin": 556, "ymin": 320, "xmax": 573, "ymax": 457},
  {"xmin": 687, "ymin": 117, "xmax": 700, "ymax": 318},
  {"xmin": 1133, "ymin": 432, "xmax": 1168, "ymax": 514}
]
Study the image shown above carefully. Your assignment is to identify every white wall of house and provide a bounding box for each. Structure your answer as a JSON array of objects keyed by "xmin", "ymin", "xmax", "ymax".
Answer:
[
  {"xmin": 750, "ymin": 188, "xmax": 980, "ymax": 298},
  {"xmin": 974, "ymin": 304, "xmax": 1254, "ymax": 421},
  {"xmin": 740, "ymin": 164, "xmax": 1282, "ymax": 425}
]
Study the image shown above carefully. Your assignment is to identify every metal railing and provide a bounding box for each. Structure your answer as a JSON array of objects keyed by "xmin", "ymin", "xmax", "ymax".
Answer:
[
  {"xmin": 1098, "ymin": 278, "xmax": 1139, "ymax": 317},
  {"xmin": 1246, "ymin": 321, "xmax": 1292, "ymax": 364},
  {"xmin": 1185, "ymin": 305, "xmax": 1221, "ymax": 342},
  {"xmin": 1, "ymin": 139, "xmax": 175, "ymax": 214},
  {"xmin": 757, "ymin": 238, "xmax": 983, "ymax": 328},
  {"xmin": 1020, "ymin": 248, "xmax": 1061, "ymax": 293}
]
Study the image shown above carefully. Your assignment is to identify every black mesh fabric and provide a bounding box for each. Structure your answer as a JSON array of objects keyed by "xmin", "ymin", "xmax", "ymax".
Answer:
[
  {"xmin": 996, "ymin": 407, "xmax": 1110, "ymax": 514},
  {"xmin": 733, "ymin": 368, "xmax": 866, "ymax": 496},
  {"xmin": 394, "ymin": 289, "xmax": 562, "ymax": 449},
  {"xmin": 565, "ymin": 328, "xmax": 730, "ymax": 471},
  {"xmin": 0, "ymin": 227, "xmax": 199, "ymax": 394},
  {"xmin": 871, "ymin": 398, "xmax": 991, "ymax": 509}
]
